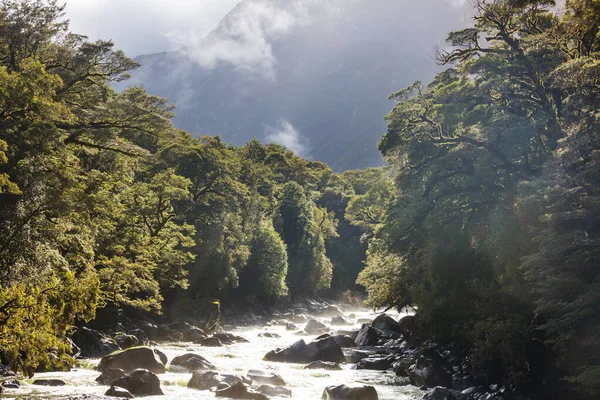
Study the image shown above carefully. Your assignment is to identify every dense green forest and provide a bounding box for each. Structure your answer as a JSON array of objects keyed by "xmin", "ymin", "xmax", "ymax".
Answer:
[
  {"xmin": 357, "ymin": 0, "xmax": 600, "ymax": 398},
  {"xmin": 0, "ymin": 0, "xmax": 391, "ymax": 375},
  {"xmin": 0, "ymin": 0, "xmax": 599, "ymax": 399}
]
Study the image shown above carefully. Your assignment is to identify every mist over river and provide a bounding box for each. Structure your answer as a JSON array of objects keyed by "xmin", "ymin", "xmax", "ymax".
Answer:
[{"xmin": 6, "ymin": 307, "xmax": 422, "ymax": 399}]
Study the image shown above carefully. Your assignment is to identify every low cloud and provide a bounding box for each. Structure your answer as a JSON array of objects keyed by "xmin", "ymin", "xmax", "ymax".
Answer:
[{"xmin": 264, "ymin": 119, "xmax": 310, "ymax": 158}]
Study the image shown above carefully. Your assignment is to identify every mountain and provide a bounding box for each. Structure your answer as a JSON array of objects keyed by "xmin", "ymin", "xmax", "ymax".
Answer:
[{"xmin": 119, "ymin": 0, "xmax": 470, "ymax": 171}]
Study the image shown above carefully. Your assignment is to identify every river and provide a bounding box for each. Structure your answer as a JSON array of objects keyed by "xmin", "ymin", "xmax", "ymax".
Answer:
[{"xmin": 5, "ymin": 307, "xmax": 423, "ymax": 399}]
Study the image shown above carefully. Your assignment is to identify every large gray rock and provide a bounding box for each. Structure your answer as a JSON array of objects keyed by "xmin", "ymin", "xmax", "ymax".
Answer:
[
  {"xmin": 105, "ymin": 386, "xmax": 134, "ymax": 399},
  {"xmin": 305, "ymin": 319, "xmax": 328, "ymax": 335},
  {"xmin": 357, "ymin": 355, "xmax": 395, "ymax": 371},
  {"xmin": 170, "ymin": 353, "xmax": 215, "ymax": 371},
  {"xmin": 215, "ymin": 381, "xmax": 268, "ymax": 399},
  {"xmin": 422, "ymin": 386, "xmax": 468, "ymax": 400},
  {"xmin": 321, "ymin": 384, "xmax": 379, "ymax": 400},
  {"xmin": 305, "ymin": 361, "xmax": 342, "ymax": 370},
  {"xmin": 95, "ymin": 367, "xmax": 126, "ymax": 385},
  {"xmin": 371, "ymin": 314, "xmax": 402, "ymax": 334},
  {"xmin": 354, "ymin": 324, "xmax": 381, "ymax": 346},
  {"xmin": 32, "ymin": 379, "xmax": 66, "ymax": 386},
  {"xmin": 406, "ymin": 350, "xmax": 452, "ymax": 389},
  {"xmin": 114, "ymin": 334, "xmax": 139, "ymax": 350},
  {"xmin": 333, "ymin": 335, "xmax": 356, "ymax": 348},
  {"xmin": 247, "ymin": 369, "xmax": 286, "ymax": 386},
  {"xmin": 187, "ymin": 371, "xmax": 220, "ymax": 390},
  {"xmin": 257, "ymin": 384, "xmax": 292, "ymax": 397},
  {"xmin": 331, "ymin": 316, "xmax": 353, "ymax": 326},
  {"xmin": 264, "ymin": 337, "xmax": 345, "ymax": 364},
  {"xmin": 398, "ymin": 315, "xmax": 418, "ymax": 337},
  {"xmin": 70, "ymin": 327, "xmax": 120, "ymax": 358},
  {"xmin": 110, "ymin": 369, "xmax": 163, "ymax": 396},
  {"xmin": 98, "ymin": 347, "xmax": 166, "ymax": 374}
]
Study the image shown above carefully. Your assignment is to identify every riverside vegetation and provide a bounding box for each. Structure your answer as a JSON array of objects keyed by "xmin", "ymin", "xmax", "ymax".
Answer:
[{"xmin": 0, "ymin": 1, "xmax": 599, "ymax": 399}]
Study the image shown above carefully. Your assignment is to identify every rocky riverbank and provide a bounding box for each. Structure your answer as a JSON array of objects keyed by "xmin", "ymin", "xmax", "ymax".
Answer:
[{"xmin": 0, "ymin": 299, "xmax": 536, "ymax": 399}]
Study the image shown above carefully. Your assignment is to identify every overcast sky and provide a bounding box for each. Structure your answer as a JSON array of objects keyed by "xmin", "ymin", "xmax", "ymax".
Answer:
[{"xmin": 65, "ymin": 0, "xmax": 242, "ymax": 56}]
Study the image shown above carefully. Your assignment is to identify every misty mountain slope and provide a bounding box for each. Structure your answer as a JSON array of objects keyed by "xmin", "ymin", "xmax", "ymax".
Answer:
[{"xmin": 122, "ymin": 0, "xmax": 470, "ymax": 170}]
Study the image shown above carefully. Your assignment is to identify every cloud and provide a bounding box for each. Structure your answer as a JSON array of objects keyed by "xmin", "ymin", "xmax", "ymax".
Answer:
[
  {"xmin": 64, "ymin": 0, "xmax": 241, "ymax": 56},
  {"xmin": 264, "ymin": 119, "xmax": 310, "ymax": 158},
  {"xmin": 179, "ymin": 1, "xmax": 296, "ymax": 81}
]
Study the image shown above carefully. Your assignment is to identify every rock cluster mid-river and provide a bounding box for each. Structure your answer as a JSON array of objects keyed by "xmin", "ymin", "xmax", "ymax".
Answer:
[{"xmin": 5, "ymin": 306, "xmax": 424, "ymax": 399}]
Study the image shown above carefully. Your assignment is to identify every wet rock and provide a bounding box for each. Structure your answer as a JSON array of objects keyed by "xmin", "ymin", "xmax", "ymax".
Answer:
[
  {"xmin": 111, "ymin": 368, "xmax": 163, "ymax": 396},
  {"xmin": 372, "ymin": 314, "xmax": 403, "ymax": 334},
  {"xmin": 333, "ymin": 335, "xmax": 356, "ymax": 348},
  {"xmin": 320, "ymin": 305, "xmax": 343, "ymax": 317},
  {"xmin": 321, "ymin": 384, "xmax": 378, "ymax": 400},
  {"xmin": 406, "ymin": 349, "xmax": 452, "ymax": 389},
  {"xmin": 96, "ymin": 367, "xmax": 126, "ymax": 385},
  {"xmin": 216, "ymin": 382, "xmax": 229, "ymax": 390},
  {"xmin": 354, "ymin": 324, "xmax": 381, "ymax": 346},
  {"xmin": 215, "ymin": 381, "xmax": 268, "ymax": 400},
  {"xmin": 258, "ymin": 332, "xmax": 281, "ymax": 338},
  {"xmin": 257, "ymin": 384, "xmax": 292, "ymax": 397},
  {"xmin": 70, "ymin": 326, "xmax": 120, "ymax": 358},
  {"xmin": 168, "ymin": 322, "xmax": 207, "ymax": 343},
  {"xmin": 114, "ymin": 334, "xmax": 138, "ymax": 350},
  {"xmin": 128, "ymin": 329, "xmax": 149, "ymax": 346},
  {"xmin": 170, "ymin": 353, "xmax": 215, "ymax": 371},
  {"xmin": 98, "ymin": 346, "xmax": 166, "ymax": 374},
  {"xmin": 214, "ymin": 332, "xmax": 249, "ymax": 344},
  {"xmin": 305, "ymin": 319, "xmax": 328, "ymax": 335},
  {"xmin": 264, "ymin": 336, "xmax": 345, "ymax": 363},
  {"xmin": 461, "ymin": 386, "xmax": 486, "ymax": 396},
  {"xmin": 293, "ymin": 314, "xmax": 309, "ymax": 324},
  {"xmin": 356, "ymin": 318, "xmax": 372, "ymax": 325},
  {"xmin": 247, "ymin": 369, "xmax": 286, "ymax": 386},
  {"xmin": 200, "ymin": 337, "xmax": 223, "ymax": 347},
  {"xmin": 393, "ymin": 357, "xmax": 414, "ymax": 377},
  {"xmin": 104, "ymin": 386, "xmax": 134, "ymax": 399},
  {"xmin": 187, "ymin": 370, "xmax": 220, "ymax": 390},
  {"xmin": 156, "ymin": 324, "xmax": 183, "ymax": 341},
  {"xmin": 1, "ymin": 379, "xmax": 19, "ymax": 389},
  {"xmin": 305, "ymin": 361, "xmax": 342, "ymax": 370},
  {"xmin": 398, "ymin": 315, "xmax": 418, "ymax": 337},
  {"xmin": 422, "ymin": 386, "xmax": 468, "ymax": 400},
  {"xmin": 32, "ymin": 379, "xmax": 66, "ymax": 386},
  {"xmin": 452, "ymin": 373, "xmax": 483, "ymax": 391},
  {"xmin": 153, "ymin": 348, "xmax": 168, "ymax": 365},
  {"xmin": 344, "ymin": 349, "xmax": 370, "ymax": 364},
  {"xmin": 331, "ymin": 316, "xmax": 353, "ymax": 326},
  {"xmin": 357, "ymin": 355, "xmax": 395, "ymax": 371}
]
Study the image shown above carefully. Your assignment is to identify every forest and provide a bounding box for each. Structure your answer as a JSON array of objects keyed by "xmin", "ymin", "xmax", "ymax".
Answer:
[{"xmin": 0, "ymin": 0, "xmax": 599, "ymax": 399}]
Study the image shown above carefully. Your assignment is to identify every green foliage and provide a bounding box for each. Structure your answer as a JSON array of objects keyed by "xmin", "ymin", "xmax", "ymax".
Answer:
[{"xmin": 357, "ymin": 0, "xmax": 600, "ymax": 396}]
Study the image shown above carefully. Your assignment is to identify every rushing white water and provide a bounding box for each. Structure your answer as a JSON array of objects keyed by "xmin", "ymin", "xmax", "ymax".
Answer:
[{"xmin": 5, "ymin": 308, "xmax": 422, "ymax": 399}]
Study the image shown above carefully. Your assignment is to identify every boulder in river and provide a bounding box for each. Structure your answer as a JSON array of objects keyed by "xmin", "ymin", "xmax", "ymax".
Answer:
[
  {"xmin": 406, "ymin": 349, "xmax": 452, "ymax": 388},
  {"xmin": 258, "ymin": 332, "xmax": 281, "ymax": 338},
  {"xmin": 247, "ymin": 369, "xmax": 286, "ymax": 386},
  {"xmin": 187, "ymin": 370, "xmax": 221, "ymax": 390},
  {"xmin": 357, "ymin": 355, "xmax": 396, "ymax": 371},
  {"xmin": 354, "ymin": 324, "xmax": 381, "ymax": 346},
  {"xmin": 257, "ymin": 384, "xmax": 292, "ymax": 397},
  {"xmin": 333, "ymin": 335, "xmax": 357, "ymax": 348},
  {"xmin": 200, "ymin": 337, "xmax": 223, "ymax": 347},
  {"xmin": 372, "ymin": 314, "xmax": 403, "ymax": 334},
  {"xmin": 1, "ymin": 379, "xmax": 20, "ymax": 389},
  {"xmin": 344, "ymin": 349, "xmax": 371, "ymax": 364},
  {"xmin": 320, "ymin": 305, "xmax": 343, "ymax": 317},
  {"xmin": 114, "ymin": 334, "xmax": 138, "ymax": 350},
  {"xmin": 213, "ymin": 332, "xmax": 249, "ymax": 344},
  {"xmin": 215, "ymin": 381, "xmax": 268, "ymax": 399},
  {"xmin": 305, "ymin": 319, "xmax": 328, "ymax": 335},
  {"xmin": 70, "ymin": 326, "xmax": 120, "ymax": 358},
  {"xmin": 95, "ymin": 367, "xmax": 126, "ymax": 385},
  {"xmin": 32, "ymin": 379, "xmax": 66, "ymax": 386},
  {"xmin": 264, "ymin": 336, "xmax": 345, "ymax": 364},
  {"xmin": 98, "ymin": 346, "xmax": 166, "ymax": 374},
  {"xmin": 321, "ymin": 384, "xmax": 379, "ymax": 399},
  {"xmin": 105, "ymin": 386, "xmax": 134, "ymax": 399},
  {"xmin": 398, "ymin": 315, "xmax": 418, "ymax": 337},
  {"xmin": 305, "ymin": 361, "xmax": 342, "ymax": 370},
  {"xmin": 422, "ymin": 386, "xmax": 469, "ymax": 400},
  {"xmin": 331, "ymin": 316, "xmax": 353, "ymax": 326},
  {"xmin": 170, "ymin": 353, "xmax": 215, "ymax": 371},
  {"xmin": 110, "ymin": 368, "xmax": 163, "ymax": 396}
]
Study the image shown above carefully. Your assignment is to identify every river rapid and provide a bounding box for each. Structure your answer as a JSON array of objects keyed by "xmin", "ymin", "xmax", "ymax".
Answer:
[{"xmin": 5, "ymin": 307, "xmax": 423, "ymax": 399}]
